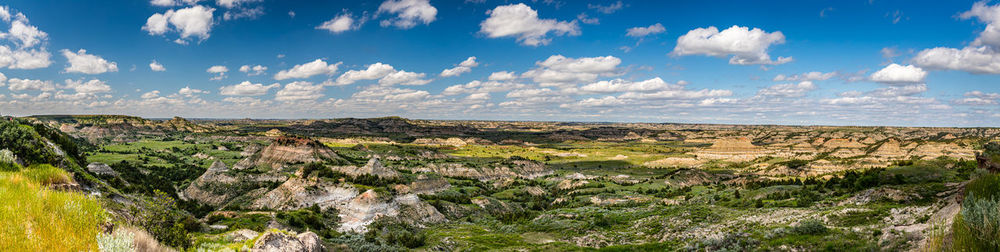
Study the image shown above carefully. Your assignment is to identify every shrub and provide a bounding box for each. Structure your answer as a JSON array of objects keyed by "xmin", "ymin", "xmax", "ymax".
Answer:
[
  {"xmin": 958, "ymin": 192, "xmax": 1000, "ymax": 249},
  {"xmin": 791, "ymin": 219, "xmax": 828, "ymax": 235}
]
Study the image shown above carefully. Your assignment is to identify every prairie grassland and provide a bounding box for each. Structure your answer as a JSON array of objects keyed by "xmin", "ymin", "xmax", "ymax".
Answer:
[{"xmin": 0, "ymin": 167, "xmax": 105, "ymax": 251}]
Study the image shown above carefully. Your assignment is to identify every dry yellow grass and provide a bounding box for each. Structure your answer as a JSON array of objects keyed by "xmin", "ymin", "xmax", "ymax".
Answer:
[{"xmin": 0, "ymin": 170, "xmax": 105, "ymax": 251}]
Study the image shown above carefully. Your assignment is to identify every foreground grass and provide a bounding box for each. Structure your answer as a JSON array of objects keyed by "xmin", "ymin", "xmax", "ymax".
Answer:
[{"xmin": 0, "ymin": 167, "xmax": 105, "ymax": 251}]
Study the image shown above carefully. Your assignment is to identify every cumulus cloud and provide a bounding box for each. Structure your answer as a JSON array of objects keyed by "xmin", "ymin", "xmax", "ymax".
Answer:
[
  {"xmin": 626, "ymin": 23, "xmax": 665, "ymax": 38},
  {"xmin": 955, "ymin": 90, "xmax": 1000, "ymax": 105},
  {"xmin": 579, "ymin": 77, "xmax": 678, "ymax": 93},
  {"xmin": 773, "ymin": 71, "xmax": 836, "ymax": 81},
  {"xmin": 488, "ymin": 71, "xmax": 517, "ymax": 81},
  {"xmin": 479, "ymin": 3, "xmax": 580, "ymax": 46},
  {"xmin": 869, "ymin": 63, "xmax": 926, "ymax": 84},
  {"xmin": 912, "ymin": 2, "xmax": 1000, "ymax": 74},
  {"xmin": 377, "ymin": 0, "xmax": 437, "ymax": 29},
  {"xmin": 379, "ymin": 70, "xmax": 430, "ymax": 85},
  {"xmin": 8, "ymin": 78, "xmax": 54, "ymax": 91},
  {"xmin": 671, "ymin": 25, "xmax": 792, "ymax": 65},
  {"xmin": 275, "ymin": 59, "xmax": 342, "ymax": 80},
  {"xmin": 0, "ymin": 6, "xmax": 52, "ymax": 69},
  {"xmin": 219, "ymin": 81, "xmax": 280, "ymax": 96},
  {"xmin": 141, "ymin": 90, "xmax": 161, "ymax": 99},
  {"xmin": 317, "ymin": 13, "xmax": 363, "ymax": 33},
  {"xmin": 143, "ymin": 5, "xmax": 215, "ymax": 44},
  {"xmin": 756, "ymin": 81, "xmax": 816, "ymax": 98},
  {"xmin": 61, "ymin": 49, "xmax": 118, "ymax": 74},
  {"xmin": 521, "ymin": 55, "xmax": 621, "ymax": 86},
  {"xmin": 239, "ymin": 64, "xmax": 266, "ymax": 75},
  {"xmin": 62, "ymin": 79, "xmax": 111, "ymax": 94},
  {"xmin": 335, "ymin": 62, "xmax": 429, "ymax": 86},
  {"xmin": 440, "ymin": 56, "xmax": 479, "ymax": 77},
  {"xmin": 206, "ymin": 65, "xmax": 228, "ymax": 80},
  {"xmin": 178, "ymin": 86, "xmax": 209, "ymax": 96},
  {"xmin": 336, "ymin": 63, "xmax": 396, "ymax": 85},
  {"xmin": 442, "ymin": 80, "xmax": 526, "ymax": 95},
  {"xmin": 913, "ymin": 46, "xmax": 1000, "ymax": 74},
  {"xmin": 275, "ymin": 81, "xmax": 323, "ymax": 101},
  {"xmin": 149, "ymin": 60, "xmax": 166, "ymax": 71},
  {"xmin": 352, "ymin": 85, "xmax": 430, "ymax": 102}
]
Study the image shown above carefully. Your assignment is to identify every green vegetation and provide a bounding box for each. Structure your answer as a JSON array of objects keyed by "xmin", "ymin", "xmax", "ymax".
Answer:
[{"xmin": 0, "ymin": 166, "xmax": 105, "ymax": 251}]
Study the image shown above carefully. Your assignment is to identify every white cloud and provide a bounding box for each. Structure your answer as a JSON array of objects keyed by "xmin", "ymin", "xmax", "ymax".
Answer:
[
  {"xmin": 219, "ymin": 81, "xmax": 280, "ymax": 96},
  {"xmin": 217, "ymin": 0, "xmax": 260, "ymax": 8},
  {"xmin": 149, "ymin": 0, "xmax": 200, "ymax": 7},
  {"xmin": 239, "ymin": 64, "xmax": 267, "ymax": 75},
  {"xmin": 626, "ymin": 23, "xmax": 665, "ymax": 38},
  {"xmin": 506, "ymin": 88, "xmax": 557, "ymax": 98},
  {"xmin": 756, "ymin": 81, "xmax": 816, "ymax": 98},
  {"xmin": 579, "ymin": 77, "xmax": 677, "ymax": 93},
  {"xmin": 377, "ymin": 0, "xmax": 437, "ymax": 29},
  {"xmin": 150, "ymin": 60, "xmax": 167, "ymax": 71},
  {"xmin": 9, "ymin": 20, "xmax": 47, "ymax": 48},
  {"xmin": 222, "ymin": 6, "xmax": 263, "ymax": 21},
  {"xmin": 61, "ymin": 49, "xmax": 118, "ymax": 74},
  {"xmin": 869, "ymin": 64, "xmax": 926, "ymax": 84},
  {"xmin": 442, "ymin": 80, "xmax": 526, "ymax": 95},
  {"xmin": 911, "ymin": 2, "xmax": 1000, "ymax": 74},
  {"xmin": 352, "ymin": 85, "xmax": 430, "ymax": 102},
  {"xmin": 178, "ymin": 86, "xmax": 209, "ymax": 96},
  {"xmin": 588, "ymin": 1, "xmax": 624, "ymax": 14},
  {"xmin": 955, "ymin": 90, "xmax": 1000, "ymax": 105},
  {"xmin": 143, "ymin": 5, "xmax": 215, "ymax": 44},
  {"xmin": 671, "ymin": 25, "xmax": 792, "ymax": 65},
  {"xmin": 8, "ymin": 78, "xmax": 54, "ymax": 91},
  {"xmin": 62, "ymin": 79, "xmax": 111, "ymax": 94},
  {"xmin": 576, "ymin": 13, "xmax": 599, "ymax": 25},
  {"xmin": 562, "ymin": 96, "xmax": 625, "ymax": 108},
  {"xmin": 379, "ymin": 70, "xmax": 430, "ymax": 85},
  {"xmin": 207, "ymin": 65, "xmax": 228, "ymax": 80},
  {"xmin": 617, "ymin": 88, "xmax": 732, "ymax": 100},
  {"xmin": 275, "ymin": 81, "xmax": 324, "ymax": 101},
  {"xmin": 912, "ymin": 46, "xmax": 1000, "ymax": 74},
  {"xmin": 141, "ymin": 90, "xmax": 161, "ymax": 99},
  {"xmin": 773, "ymin": 71, "xmax": 835, "ymax": 81},
  {"xmin": 317, "ymin": 13, "xmax": 361, "ymax": 33},
  {"xmin": 0, "ymin": 7, "xmax": 52, "ymax": 70},
  {"xmin": 275, "ymin": 59, "xmax": 342, "ymax": 80},
  {"xmin": 336, "ymin": 62, "xmax": 428, "ymax": 86},
  {"xmin": 440, "ymin": 56, "xmax": 479, "ymax": 77},
  {"xmin": 521, "ymin": 55, "xmax": 621, "ymax": 85},
  {"xmin": 479, "ymin": 3, "xmax": 580, "ymax": 46},
  {"xmin": 488, "ymin": 71, "xmax": 517, "ymax": 81}
]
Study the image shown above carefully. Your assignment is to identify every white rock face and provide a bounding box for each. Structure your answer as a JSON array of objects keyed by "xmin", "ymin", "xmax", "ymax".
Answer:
[
  {"xmin": 87, "ymin": 162, "xmax": 117, "ymax": 176},
  {"xmin": 250, "ymin": 231, "xmax": 325, "ymax": 252}
]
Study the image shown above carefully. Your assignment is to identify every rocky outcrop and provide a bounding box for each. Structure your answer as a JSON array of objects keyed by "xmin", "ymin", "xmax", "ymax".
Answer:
[
  {"xmin": 182, "ymin": 160, "xmax": 286, "ymax": 206},
  {"xmin": 410, "ymin": 160, "xmax": 551, "ymax": 181},
  {"xmin": 337, "ymin": 190, "xmax": 445, "ymax": 232},
  {"xmin": 258, "ymin": 137, "xmax": 342, "ymax": 167},
  {"xmin": 251, "ymin": 177, "xmax": 359, "ymax": 210},
  {"xmin": 87, "ymin": 162, "xmax": 117, "ymax": 176},
  {"xmin": 330, "ymin": 157, "xmax": 399, "ymax": 178},
  {"xmin": 250, "ymin": 231, "xmax": 324, "ymax": 252}
]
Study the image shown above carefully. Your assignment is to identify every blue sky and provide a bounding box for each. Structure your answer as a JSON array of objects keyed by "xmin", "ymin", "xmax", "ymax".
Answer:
[{"xmin": 0, "ymin": 0, "xmax": 999, "ymax": 126}]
